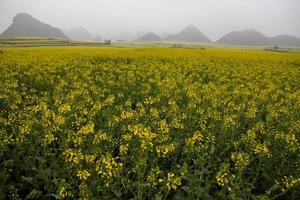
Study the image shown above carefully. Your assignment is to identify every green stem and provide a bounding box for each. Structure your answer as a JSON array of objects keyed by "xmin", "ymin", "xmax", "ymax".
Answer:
[
  {"xmin": 163, "ymin": 189, "xmax": 170, "ymax": 200},
  {"xmin": 248, "ymin": 158, "xmax": 262, "ymax": 199}
]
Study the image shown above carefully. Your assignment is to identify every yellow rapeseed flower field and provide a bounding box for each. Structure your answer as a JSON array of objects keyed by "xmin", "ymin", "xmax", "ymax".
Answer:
[{"xmin": 0, "ymin": 47, "xmax": 300, "ymax": 199}]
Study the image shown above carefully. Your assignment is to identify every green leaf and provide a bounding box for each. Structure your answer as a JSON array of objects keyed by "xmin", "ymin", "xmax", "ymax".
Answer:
[
  {"xmin": 181, "ymin": 186, "xmax": 191, "ymax": 193},
  {"xmin": 21, "ymin": 176, "xmax": 33, "ymax": 185},
  {"xmin": 111, "ymin": 188, "xmax": 122, "ymax": 199},
  {"xmin": 25, "ymin": 189, "xmax": 42, "ymax": 199}
]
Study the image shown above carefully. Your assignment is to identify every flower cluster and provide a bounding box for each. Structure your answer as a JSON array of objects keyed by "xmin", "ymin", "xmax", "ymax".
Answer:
[{"xmin": 1, "ymin": 47, "xmax": 299, "ymax": 199}]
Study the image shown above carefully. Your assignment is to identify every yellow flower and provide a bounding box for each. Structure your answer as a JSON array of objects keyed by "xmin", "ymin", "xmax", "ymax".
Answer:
[
  {"xmin": 19, "ymin": 124, "xmax": 31, "ymax": 135},
  {"xmin": 121, "ymin": 133, "xmax": 132, "ymax": 141},
  {"xmin": 58, "ymin": 185, "xmax": 72, "ymax": 199},
  {"xmin": 150, "ymin": 108, "xmax": 159, "ymax": 118},
  {"xmin": 93, "ymin": 131, "xmax": 108, "ymax": 144},
  {"xmin": 77, "ymin": 170, "xmax": 91, "ymax": 181},
  {"xmin": 171, "ymin": 118, "xmax": 184, "ymax": 129},
  {"xmin": 216, "ymin": 164, "xmax": 235, "ymax": 188},
  {"xmin": 95, "ymin": 154, "xmax": 123, "ymax": 179},
  {"xmin": 223, "ymin": 115, "xmax": 237, "ymax": 128},
  {"xmin": 58, "ymin": 104, "xmax": 71, "ymax": 113},
  {"xmin": 63, "ymin": 149, "xmax": 84, "ymax": 165},
  {"xmin": 44, "ymin": 133, "xmax": 55, "ymax": 144},
  {"xmin": 216, "ymin": 168, "xmax": 230, "ymax": 187},
  {"xmin": 57, "ymin": 179, "xmax": 72, "ymax": 199},
  {"xmin": 85, "ymin": 154, "xmax": 96, "ymax": 163},
  {"xmin": 79, "ymin": 123, "xmax": 94, "ymax": 135},
  {"xmin": 186, "ymin": 130, "xmax": 204, "ymax": 146},
  {"xmin": 104, "ymin": 95, "xmax": 115, "ymax": 105},
  {"xmin": 159, "ymin": 172, "xmax": 182, "ymax": 190},
  {"xmin": 147, "ymin": 167, "xmax": 161, "ymax": 187},
  {"xmin": 119, "ymin": 144, "xmax": 129, "ymax": 155},
  {"xmin": 254, "ymin": 143, "xmax": 270, "ymax": 157},
  {"xmin": 144, "ymin": 96, "xmax": 155, "ymax": 105},
  {"xmin": 156, "ymin": 143, "xmax": 177, "ymax": 157},
  {"xmin": 158, "ymin": 119, "xmax": 169, "ymax": 134},
  {"xmin": 92, "ymin": 103, "xmax": 102, "ymax": 111},
  {"xmin": 275, "ymin": 132, "xmax": 299, "ymax": 152},
  {"xmin": 230, "ymin": 152, "xmax": 250, "ymax": 171},
  {"xmin": 278, "ymin": 175, "xmax": 300, "ymax": 192},
  {"xmin": 53, "ymin": 114, "xmax": 65, "ymax": 126},
  {"xmin": 120, "ymin": 110, "xmax": 134, "ymax": 120}
]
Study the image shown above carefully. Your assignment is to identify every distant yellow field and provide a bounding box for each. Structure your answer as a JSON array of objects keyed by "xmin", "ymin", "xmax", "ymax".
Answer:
[{"xmin": 0, "ymin": 47, "xmax": 300, "ymax": 199}]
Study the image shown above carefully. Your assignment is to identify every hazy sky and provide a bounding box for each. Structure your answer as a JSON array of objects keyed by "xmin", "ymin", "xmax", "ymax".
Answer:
[{"xmin": 0, "ymin": 0, "xmax": 299, "ymax": 40}]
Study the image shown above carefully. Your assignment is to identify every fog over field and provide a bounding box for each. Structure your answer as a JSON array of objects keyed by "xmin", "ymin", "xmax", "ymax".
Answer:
[{"xmin": 0, "ymin": 0, "xmax": 299, "ymax": 40}]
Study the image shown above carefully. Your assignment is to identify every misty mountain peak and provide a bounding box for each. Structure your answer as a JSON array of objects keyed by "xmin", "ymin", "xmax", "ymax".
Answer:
[
  {"xmin": 243, "ymin": 28, "xmax": 259, "ymax": 33},
  {"xmin": 13, "ymin": 13, "xmax": 34, "ymax": 21},
  {"xmin": 2, "ymin": 13, "xmax": 67, "ymax": 39},
  {"xmin": 63, "ymin": 27, "xmax": 94, "ymax": 41},
  {"xmin": 241, "ymin": 29, "xmax": 264, "ymax": 36},
  {"xmin": 182, "ymin": 25, "xmax": 200, "ymax": 32},
  {"xmin": 275, "ymin": 34, "xmax": 293, "ymax": 38},
  {"xmin": 136, "ymin": 32, "xmax": 161, "ymax": 42},
  {"xmin": 217, "ymin": 28, "xmax": 300, "ymax": 46},
  {"xmin": 165, "ymin": 25, "xmax": 211, "ymax": 43}
]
